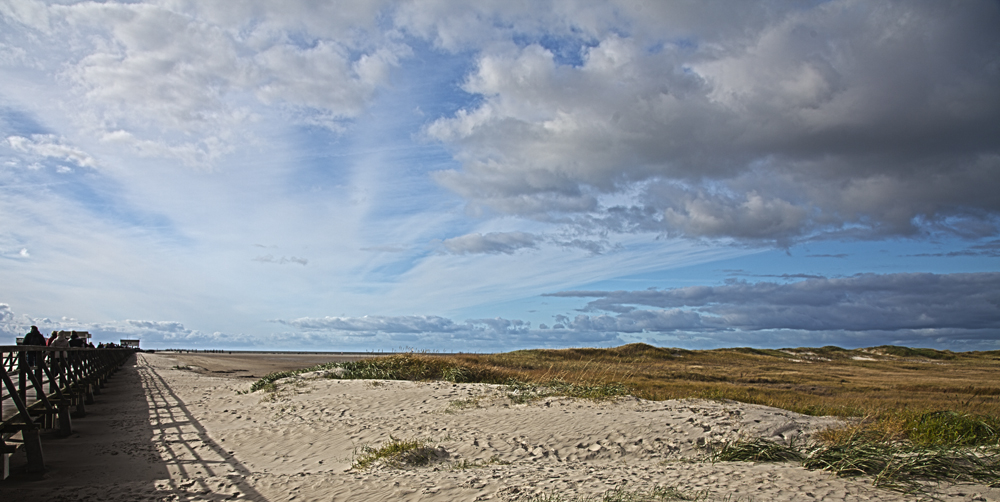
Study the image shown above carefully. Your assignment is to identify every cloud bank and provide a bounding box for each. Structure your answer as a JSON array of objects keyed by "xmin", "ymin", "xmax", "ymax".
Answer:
[
  {"xmin": 265, "ymin": 272, "xmax": 1000, "ymax": 351},
  {"xmin": 4, "ymin": 271, "xmax": 998, "ymax": 351},
  {"xmin": 549, "ymin": 272, "xmax": 1000, "ymax": 331},
  {"xmin": 426, "ymin": 0, "xmax": 1000, "ymax": 245},
  {"xmin": 6, "ymin": 1, "xmax": 997, "ymax": 244}
]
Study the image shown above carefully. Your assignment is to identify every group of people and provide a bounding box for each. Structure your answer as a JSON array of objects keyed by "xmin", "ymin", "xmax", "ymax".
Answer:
[
  {"xmin": 19, "ymin": 326, "xmax": 130, "ymax": 369},
  {"xmin": 22, "ymin": 326, "xmax": 96, "ymax": 349}
]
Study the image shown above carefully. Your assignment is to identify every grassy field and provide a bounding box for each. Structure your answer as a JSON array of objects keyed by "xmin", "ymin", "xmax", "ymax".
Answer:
[
  {"xmin": 251, "ymin": 343, "xmax": 1000, "ymax": 492},
  {"xmin": 449, "ymin": 343, "xmax": 1000, "ymax": 418},
  {"xmin": 254, "ymin": 343, "xmax": 1000, "ymax": 442}
]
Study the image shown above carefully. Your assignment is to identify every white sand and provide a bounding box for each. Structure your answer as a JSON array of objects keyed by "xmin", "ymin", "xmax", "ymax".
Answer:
[{"xmin": 2, "ymin": 352, "xmax": 998, "ymax": 501}]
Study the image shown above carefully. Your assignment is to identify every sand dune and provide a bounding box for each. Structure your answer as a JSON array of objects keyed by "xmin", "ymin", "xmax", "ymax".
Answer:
[{"xmin": 2, "ymin": 352, "xmax": 998, "ymax": 501}]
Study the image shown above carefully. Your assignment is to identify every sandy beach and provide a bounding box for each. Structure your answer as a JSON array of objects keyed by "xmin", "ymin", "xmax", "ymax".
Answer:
[{"xmin": 2, "ymin": 352, "xmax": 998, "ymax": 501}]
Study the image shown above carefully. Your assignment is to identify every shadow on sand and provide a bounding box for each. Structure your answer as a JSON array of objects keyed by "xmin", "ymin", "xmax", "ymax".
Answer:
[{"xmin": 1, "ymin": 354, "xmax": 270, "ymax": 501}]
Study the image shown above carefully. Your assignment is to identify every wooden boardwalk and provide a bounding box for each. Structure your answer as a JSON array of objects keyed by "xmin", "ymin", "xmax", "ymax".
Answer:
[{"xmin": 1, "ymin": 346, "xmax": 135, "ymax": 478}]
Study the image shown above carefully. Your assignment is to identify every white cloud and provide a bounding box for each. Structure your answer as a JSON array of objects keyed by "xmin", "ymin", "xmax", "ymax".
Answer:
[
  {"xmin": 272, "ymin": 314, "xmax": 618, "ymax": 351},
  {"xmin": 8, "ymin": 134, "xmax": 97, "ymax": 168},
  {"xmin": 0, "ymin": 304, "xmax": 261, "ymax": 347},
  {"xmin": 2, "ymin": 1, "xmax": 405, "ymax": 166},
  {"xmin": 280, "ymin": 315, "xmax": 462, "ymax": 334},
  {"xmin": 252, "ymin": 255, "xmax": 308, "ymax": 265},
  {"xmin": 126, "ymin": 319, "xmax": 187, "ymax": 333},
  {"xmin": 442, "ymin": 231, "xmax": 540, "ymax": 255}
]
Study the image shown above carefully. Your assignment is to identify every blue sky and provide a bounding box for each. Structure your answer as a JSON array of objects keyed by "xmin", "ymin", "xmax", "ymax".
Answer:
[{"xmin": 1, "ymin": 1, "xmax": 998, "ymax": 352}]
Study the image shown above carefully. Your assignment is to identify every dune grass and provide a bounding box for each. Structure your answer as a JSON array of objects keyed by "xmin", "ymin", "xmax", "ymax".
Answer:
[
  {"xmin": 351, "ymin": 436, "xmax": 438, "ymax": 470},
  {"xmin": 248, "ymin": 343, "xmax": 1000, "ymax": 490},
  {"xmin": 712, "ymin": 435, "xmax": 1000, "ymax": 494},
  {"xmin": 249, "ymin": 343, "xmax": 1000, "ymax": 428}
]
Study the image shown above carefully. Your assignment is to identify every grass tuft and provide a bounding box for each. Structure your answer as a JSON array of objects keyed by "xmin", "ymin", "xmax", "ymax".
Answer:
[
  {"xmin": 803, "ymin": 440, "xmax": 1000, "ymax": 493},
  {"xmin": 712, "ymin": 438, "xmax": 802, "ymax": 463},
  {"xmin": 249, "ymin": 370, "xmax": 297, "ymax": 393},
  {"xmin": 908, "ymin": 411, "xmax": 1000, "ymax": 446},
  {"xmin": 351, "ymin": 436, "xmax": 438, "ymax": 470},
  {"xmin": 714, "ymin": 434, "xmax": 1000, "ymax": 495},
  {"xmin": 336, "ymin": 353, "xmax": 509, "ymax": 383},
  {"xmin": 503, "ymin": 379, "xmax": 632, "ymax": 404}
]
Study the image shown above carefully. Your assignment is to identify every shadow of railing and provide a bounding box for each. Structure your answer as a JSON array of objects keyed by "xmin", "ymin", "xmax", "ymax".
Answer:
[
  {"xmin": 2, "ymin": 346, "xmax": 134, "ymax": 476},
  {"xmin": 136, "ymin": 354, "xmax": 270, "ymax": 501}
]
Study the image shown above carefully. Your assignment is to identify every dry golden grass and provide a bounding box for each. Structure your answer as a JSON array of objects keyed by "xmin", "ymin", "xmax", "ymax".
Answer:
[
  {"xmin": 438, "ymin": 343, "xmax": 1000, "ymax": 422},
  {"xmin": 251, "ymin": 343, "xmax": 1000, "ymax": 492}
]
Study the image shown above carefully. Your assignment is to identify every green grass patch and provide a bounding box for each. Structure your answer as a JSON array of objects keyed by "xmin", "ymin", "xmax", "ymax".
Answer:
[
  {"xmin": 351, "ymin": 436, "xmax": 438, "ymax": 470},
  {"xmin": 249, "ymin": 370, "xmax": 298, "ymax": 393},
  {"xmin": 446, "ymin": 396, "xmax": 485, "ymax": 413},
  {"xmin": 503, "ymin": 379, "xmax": 631, "ymax": 404},
  {"xmin": 714, "ymin": 436, "xmax": 1000, "ymax": 495},
  {"xmin": 907, "ymin": 411, "xmax": 1000, "ymax": 446},
  {"xmin": 803, "ymin": 440, "xmax": 1000, "ymax": 494},
  {"xmin": 336, "ymin": 353, "xmax": 509, "ymax": 383},
  {"xmin": 872, "ymin": 345, "xmax": 956, "ymax": 360},
  {"xmin": 712, "ymin": 438, "xmax": 802, "ymax": 463}
]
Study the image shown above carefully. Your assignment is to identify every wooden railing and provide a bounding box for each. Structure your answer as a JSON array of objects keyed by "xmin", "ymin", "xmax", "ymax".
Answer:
[{"xmin": 1, "ymin": 345, "xmax": 135, "ymax": 477}]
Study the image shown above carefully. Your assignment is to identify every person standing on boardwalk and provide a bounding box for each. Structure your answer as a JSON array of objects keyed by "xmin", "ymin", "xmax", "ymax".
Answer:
[
  {"xmin": 50, "ymin": 331, "xmax": 70, "ymax": 361},
  {"xmin": 23, "ymin": 326, "xmax": 46, "ymax": 368}
]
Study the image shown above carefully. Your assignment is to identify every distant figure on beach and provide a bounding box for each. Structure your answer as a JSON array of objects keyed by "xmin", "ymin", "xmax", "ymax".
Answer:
[
  {"xmin": 23, "ymin": 326, "xmax": 46, "ymax": 367},
  {"xmin": 69, "ymin": 332, "xmax": 85, "ymax": 348}
]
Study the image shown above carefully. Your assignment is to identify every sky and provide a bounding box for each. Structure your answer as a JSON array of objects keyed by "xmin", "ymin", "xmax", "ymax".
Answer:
[{"xmin": 1, "ymin": 0, "xmax": 999, "ymax": 352}]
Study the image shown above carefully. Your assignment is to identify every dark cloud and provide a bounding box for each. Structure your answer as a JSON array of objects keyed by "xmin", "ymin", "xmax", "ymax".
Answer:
[
  {"xmin": 910, "ymin": 240, "xmax": 1000, "ymax": 258},
  {"xmin": 428, "ymin": 1, "xmax": 1000, "ymax": 245},
  {"xmin": 550, "ymin": 272, "xmax": 1000, "ymax": 333},
  {"xmin": 269, "ymin": 273, "xmax": 1000, "ymax": 350}
]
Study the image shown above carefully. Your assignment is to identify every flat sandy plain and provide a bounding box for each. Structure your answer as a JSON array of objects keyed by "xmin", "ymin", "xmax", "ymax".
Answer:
[{"xmin": 2, "ymin": 352, "xmax": 999, "ymax": 501}]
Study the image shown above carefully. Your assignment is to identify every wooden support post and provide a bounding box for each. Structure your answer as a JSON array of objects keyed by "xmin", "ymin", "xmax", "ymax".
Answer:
[
  {"xmin": 73, "ymin": 391, "xmax": 86, "ymax": 418},
  {"xmin": 1, "ymin": 441, "xmax": 11, "ymax": 480},
  {"xmin": 21, "ymin": 428, "xmax": 44, "ymax": 473},
  {"xmin": 57, "ymin": 400, "xmax": 73, "ymax": 437},
  {"xmin": 85, "ymin": 383, "xmax": 95, "ymax": 405}
]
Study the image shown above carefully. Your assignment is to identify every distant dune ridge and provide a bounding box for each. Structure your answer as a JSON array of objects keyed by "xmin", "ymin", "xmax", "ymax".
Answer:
[{"xmin": 2, "ymin": 351, "xmax": 999, "ymax": 501}]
